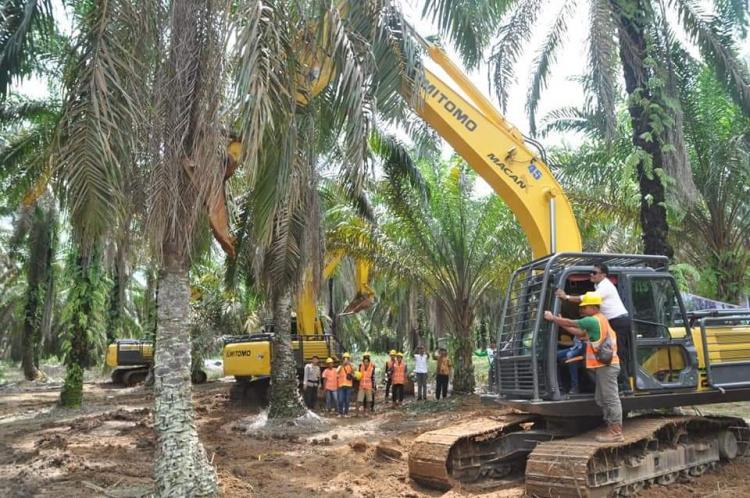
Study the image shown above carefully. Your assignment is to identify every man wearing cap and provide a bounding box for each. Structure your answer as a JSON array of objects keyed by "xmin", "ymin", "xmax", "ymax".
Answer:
[
  {"xmin": 556, "ymin": 263, "xmax": 632, "ymax": 393},
  {"xmin": 321, "ymin": 358, "xmax": 338, "ymax": 413},
  {"xmin": 544, "ymin": 292, "xmax": 624, "ymax": 443},
  {"xmin": 337, "ymin": 353, "xmax": 354, "ymax": 417},
  {"xmin": 413, "ymin": 345, "xmax": 429, "ymax": 401},
  {"xmin": 356, "ymin": 353, "xmax": 376, "ymax": 416},
  {"xmin": 302, "ymin": 355, "xmax": 321, "ymax": 409},
  {"xmin": 384, "ymin": 349, "xmax": 397, "ymax": 401}
]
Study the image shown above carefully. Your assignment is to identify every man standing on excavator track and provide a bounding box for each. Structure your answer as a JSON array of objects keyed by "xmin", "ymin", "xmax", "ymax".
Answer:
[
  {"xmin": 544, "ymin": 292, "xmax": 625, "ymax": 443},
  {"xmin": 556, "ymin": 263, "xmax": 632, "ymax": 393}
]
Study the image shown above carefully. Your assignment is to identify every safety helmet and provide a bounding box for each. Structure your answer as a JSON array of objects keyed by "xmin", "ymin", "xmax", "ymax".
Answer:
[
  {"xmin": 389, "ymin": 349, "xmax": 397, "ymax": 356},
  {"xmin": 579, "ymin": 291, "xmax": 603, "ymax": 307},
  {"xmin": 342, "ymin": 352, "xmax": 351, "ymax": 359},
  {"xmin": 396, "ymin": 352, "xmax": 404, "ymax": 357},
  {"xmin": 362, "ymin": 352, "xmax": 371, "ymax": 359},
  {"xmin": 325, "ymin": 358, "xmax": 334, "ymax": 364},
  {"xmin": 354, "ymin": 371, "xmax": 363, "ymax": 381}
]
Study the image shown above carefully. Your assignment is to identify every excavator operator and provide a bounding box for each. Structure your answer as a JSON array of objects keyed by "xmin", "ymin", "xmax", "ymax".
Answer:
[{"xmin": 544, "ymin": 292, "xmax": 624, "ymax": 443}]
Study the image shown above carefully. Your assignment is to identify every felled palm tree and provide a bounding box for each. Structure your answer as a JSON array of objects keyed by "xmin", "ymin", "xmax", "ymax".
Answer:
[
  {"xmin": 330, "ymin": 152, "xmax": 529, "ymax": 393},
  {"xmin": 489, "ymin": 0, "xmax": 750, "ymax": 257}
]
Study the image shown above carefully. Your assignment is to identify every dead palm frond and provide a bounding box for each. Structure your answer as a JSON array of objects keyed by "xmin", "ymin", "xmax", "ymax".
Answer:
[
  {"xmin": 147, "ymin": 0, "xmax": 229, "ymax": 261},
  {"xmin": 55, "ymin": 0, "xmax": 154, "ymax": 250}
]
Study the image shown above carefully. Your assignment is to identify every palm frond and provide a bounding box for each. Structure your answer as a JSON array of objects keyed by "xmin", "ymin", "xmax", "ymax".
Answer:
[
  {"xmin": 147, "ymin": 0, "xmax": 229, "ymax": 261},
  {"xmin": 420, "ymin": 0, "xmax": 511, "ymax": 70},
  {"xmin": 487, "ymin": 0, "xmax": 545, "ymax": 112},
  {"xmin": 671, "ymin": 0, "xmax": 750, "ymax": 115},
  {"xmin": 56, "ymin": 0, "xmax": 155, "ymax": 250},
  {"xmin": 0, "ymin": 0, "xmax": 54, "ymax": 99},
  {"xmin": 526, "ymin": 0, "xmax": 579, "ymax": 136},
  {"xmin": 585, "ymin": 0, "xmax": 619, "ymax": 139}
]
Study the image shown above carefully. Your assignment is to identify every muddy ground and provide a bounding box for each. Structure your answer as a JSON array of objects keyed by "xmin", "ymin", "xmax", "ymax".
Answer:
[{"xmin": 1, "ymin": 379, "xmax": 749, "ymax": 497}]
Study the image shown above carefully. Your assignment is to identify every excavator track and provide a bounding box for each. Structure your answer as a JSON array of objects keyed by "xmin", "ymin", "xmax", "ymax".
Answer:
[
  {"xmin": 408, "ymin": 413, "xmax": 540, "ymax": 490},
  {"xmin": 526, "ymin": 415, "xmax": 750, "ymax": 497}
]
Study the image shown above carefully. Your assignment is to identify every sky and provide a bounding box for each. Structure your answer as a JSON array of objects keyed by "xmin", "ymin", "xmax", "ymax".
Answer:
[{"xmin": 13, "ymin": 0, "xmax": 750, "ymax": 185}]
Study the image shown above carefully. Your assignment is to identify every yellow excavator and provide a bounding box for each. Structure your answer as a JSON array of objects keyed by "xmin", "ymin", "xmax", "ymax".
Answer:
[{"xmin": 211, "ymin": 5, "xmax": 750, "ymax": 496}]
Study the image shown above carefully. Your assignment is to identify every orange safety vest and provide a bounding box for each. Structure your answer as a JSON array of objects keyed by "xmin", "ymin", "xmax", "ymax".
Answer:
[
  {"xmin": 337, "ymin": 363, "xmax": 353, "ymax": 387},
  {"xmin": 585, "ymin": 313, "xmax": 620, "ymax": 369},
  {"xmin": 322, "ymin": 367, "xmax": 338, "ymax": 391},
  {"xmin": 391, "ymin": 361, "xmax": 406, "ymax": 384},
  {"xmin": 359, "ymin": 363, "xmax": 375, "ymax": 390}
]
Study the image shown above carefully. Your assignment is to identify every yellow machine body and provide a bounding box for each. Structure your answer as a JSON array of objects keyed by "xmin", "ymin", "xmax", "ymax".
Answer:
[
  {"xmin": 223, "ymin": 341, "xmax": 272, "ymax": 377},
  {"xmin": 105, "ymin": 341, "xmax": 154, "ymax": 368},
  {"xmin": 223, "ymin": 338, "xmax": 334, "ymax": 378}
]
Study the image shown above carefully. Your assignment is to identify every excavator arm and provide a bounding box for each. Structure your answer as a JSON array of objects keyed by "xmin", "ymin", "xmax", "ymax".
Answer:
[{"xmin": 296, "ymin": 252, "xmax": 375, "ymax": 335}]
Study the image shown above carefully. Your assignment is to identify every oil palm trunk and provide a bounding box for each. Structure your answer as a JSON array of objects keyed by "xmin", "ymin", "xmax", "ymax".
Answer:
[
  {"xmin": 268, "ymin": 288, "xmax": 306, "ymax": 419},
  {"xmin": 612, "ymin": 0, "xmax": 674, "ymax": 257},
  {"xmin": 20, "ymin": 203, "xmax": 56, "ymax": 380},
  {"xmin": 152, "ymin": 240, "xmax": 218, "ymax": 496},
  {"xmin": 60, "ymin": 247, "xmax": 105, "ymax": 407},
  {"xmin": 451, "ymin": 307, "xmax": 476, "ymax": 394}
]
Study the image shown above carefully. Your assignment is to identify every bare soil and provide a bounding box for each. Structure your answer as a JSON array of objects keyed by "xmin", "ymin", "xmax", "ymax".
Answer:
[{"xmin": 1, "ymin": 380, "xmax": 749, "ymax": 497}]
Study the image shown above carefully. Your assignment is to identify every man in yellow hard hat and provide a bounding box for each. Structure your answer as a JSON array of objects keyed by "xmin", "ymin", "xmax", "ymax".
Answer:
[
  {"xmin": 336, "ymin": 353, "xmax": 354, "ymax": 417},
  {"xmin": 544, "ymin": 291, "xmax": 624, "ymax": 443},
  {"xmin": 384, "ymin": 349, "xmax": 397, "ymax": 402},
  {"xmin": 556, "ymin": 263, "xmax": 632, "ymax": 393},
  {"xmin": 356, "ymin": 353, "xmax": 376, "ymax": 416}
]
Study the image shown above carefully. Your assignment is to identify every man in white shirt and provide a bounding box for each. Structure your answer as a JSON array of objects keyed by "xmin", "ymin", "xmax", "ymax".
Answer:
[
  {"xmin": 302, "ymin": 356, "xmax": 321, "ymax": 409},
  {"xmin": 555, "ymin": 263, "xmax": 633, "ymax": 393},
  {"xmin": 413, "ymin": 345, "xmax": 429, "ymax": 401}
]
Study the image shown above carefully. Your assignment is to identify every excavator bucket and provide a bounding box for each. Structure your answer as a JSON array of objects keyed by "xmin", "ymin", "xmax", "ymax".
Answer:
[{"xmin": 340, "ymin": 292, "xmax": 374, "ymax": 316}]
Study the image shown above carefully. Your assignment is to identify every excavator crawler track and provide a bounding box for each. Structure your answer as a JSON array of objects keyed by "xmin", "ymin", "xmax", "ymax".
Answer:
[
  {"xmin": 408, "ymin": 413, "xmax": 539, "ymax": 490},
  {"xmin": 525, "ymin": 415, "xmax": 750, "ymax": 497}
]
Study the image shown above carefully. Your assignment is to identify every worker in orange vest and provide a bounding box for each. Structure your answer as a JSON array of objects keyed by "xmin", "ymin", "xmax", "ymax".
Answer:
[
  {"xmin": 356, "ymin": 353, "xmax": 376, "ymax": 416},
  {"xmin": 544, "ymin": 291, "xmax": 623, "ymax": 442},
  {"xmin": 336, "ymin": 353, "xmax": 354, "ymax": 417},
  {"xmin": 321, "ymin": 358, "xmax": 338, "ymax": 414},
  {"xmin": 390, "ymin": 352, "xmax": 407, "ymax": 407}
]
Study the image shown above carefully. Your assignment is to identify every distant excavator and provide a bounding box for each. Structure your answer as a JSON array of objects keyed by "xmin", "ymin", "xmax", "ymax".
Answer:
[
  {"xmin": 210, "ymin": 4, "xmax": 750, "ymax": 496},
  {"xmin": 222, "ymin": 251, "xmax": 374, "ymax": 403}
]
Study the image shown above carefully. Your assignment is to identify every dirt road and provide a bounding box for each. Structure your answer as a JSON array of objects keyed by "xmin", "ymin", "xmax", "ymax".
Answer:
[{"xmin": 1, "ymin": 380, "xmax": 748, "ymax": 497}]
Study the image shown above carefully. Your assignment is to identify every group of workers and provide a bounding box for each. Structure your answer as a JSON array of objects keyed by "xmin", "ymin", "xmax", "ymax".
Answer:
[
  {"xmin": 544, "ymin": 263, "xmax": 630, "ymax": 443},
  {"xmin": 301, "ymin": 347, "xmax": 453, "ymax": 417}
]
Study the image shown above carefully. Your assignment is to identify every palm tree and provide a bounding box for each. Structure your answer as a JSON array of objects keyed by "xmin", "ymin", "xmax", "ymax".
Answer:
[
  {"xmin": 331, "ymin": 154, "xmax": 529, "ymax": 393},
  {"xmin": 232, "ymin": 0, "xmax": 420, "ymax": 419},
  {"xmin": 488, "ymin": 0, "xmax": 750, "ymax": 257},
  {"xmin": 54, "ymin": 0, "xmax": 150, "ymax": 409},
  {"xmin": 13, "ymin": 197, "xmax": 57, "ymax": 380},
  {"xmin": 1, "ymin": 97, "xmax": 61, "ymax": 380},
  {"xmin": 143, "ymin": 0, "xmax": 228, "ymax": 493},
  {"xmin": 676, "ymin": 68, "xmax": 750, "ymax": 303}
]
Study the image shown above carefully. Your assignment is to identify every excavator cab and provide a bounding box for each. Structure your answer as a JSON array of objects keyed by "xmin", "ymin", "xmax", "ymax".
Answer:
[{"xmin": 492, "ymin": 252, "xmax": 750, "ymax": 415}]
